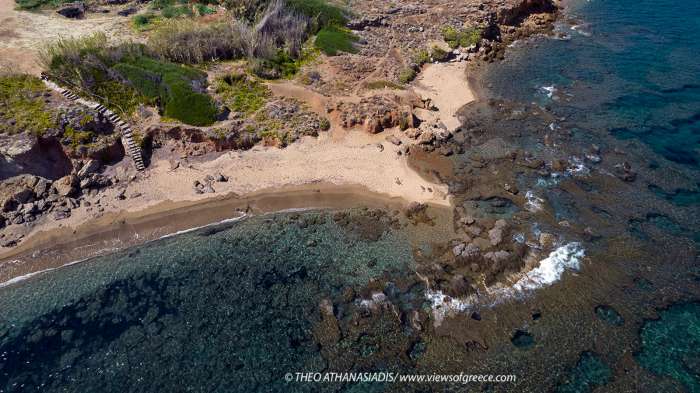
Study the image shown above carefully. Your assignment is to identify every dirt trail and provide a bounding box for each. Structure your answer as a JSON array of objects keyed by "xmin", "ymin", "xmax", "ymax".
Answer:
[{"xmin": 0, "ymin": 0, "xmax": 133, "ymax": 74}]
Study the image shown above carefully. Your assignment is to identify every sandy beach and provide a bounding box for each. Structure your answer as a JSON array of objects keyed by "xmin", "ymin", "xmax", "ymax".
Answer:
[{"xmin": 0, "ymin": 59, "xmax": 476, "ymax": 284}]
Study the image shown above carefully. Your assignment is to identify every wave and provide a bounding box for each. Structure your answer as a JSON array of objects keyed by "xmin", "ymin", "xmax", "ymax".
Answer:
[{"xmin": 425, "ymin": 242, "xmax": 585, "ymax": 321}]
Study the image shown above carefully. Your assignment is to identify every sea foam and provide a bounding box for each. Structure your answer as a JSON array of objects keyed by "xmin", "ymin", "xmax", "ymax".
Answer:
[{"xmin": 424, "ymin": 243, "xmax": 585, "ymax": 319}]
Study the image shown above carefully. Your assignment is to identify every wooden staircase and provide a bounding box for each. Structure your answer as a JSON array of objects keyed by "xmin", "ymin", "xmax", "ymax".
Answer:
[{"xmin": 40, "ymin": 74, "xmax": 146, "ymax": 171}]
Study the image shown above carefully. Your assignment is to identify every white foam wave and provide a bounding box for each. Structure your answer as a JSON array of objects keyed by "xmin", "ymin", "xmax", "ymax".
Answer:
[
  {"xmin": 158, "ymin": 213, "xmax": 248, "ymax": 239},
  {"xmin": 423, "ymin": 243, "xmax": 585, "ymax": 318},
  {"xmin": 525, "ymin": 190, "xmax": 545, "ymax": 212},
  {"xmin": 539, "ymin": 85, "xmax": 556, "ymax": 99},
  {"xmin": 512, "ymin": 242, "xmax": 584, "ymax": 291}
]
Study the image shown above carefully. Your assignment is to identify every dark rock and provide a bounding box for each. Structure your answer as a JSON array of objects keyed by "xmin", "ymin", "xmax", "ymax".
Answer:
[
  {"xmin": 54, "ymin": 210, "xmax": 71, "ymax": 220},
  {"xmin": 56, "ymin": 3, "xmax": 85, "ymax": 18},
  {"xmin": 117, "ymin": 7, "xmax": 137, "ymax": 16},
  {"xmin": 385, "ymin": 135, "xmax": 402, "ymax": 146}
]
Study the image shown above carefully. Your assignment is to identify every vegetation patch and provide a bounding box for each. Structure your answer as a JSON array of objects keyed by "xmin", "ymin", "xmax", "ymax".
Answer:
[
  {"xmin": 63, "ymin": 126, "xmax": 95, "ymax": 148},
  {"xmin": 286, "ymin": 0, "xmax": 347, "ymax": 31},
  {"xmin": 364, "ymin": 80, "xmax": 404, "ymax": 90},
  {"xmin": 149, "ymin": 20, "xmax": 248, "ymax": 64},
  {"xmin": 411, "ymin": 49, "xmax": 431, "ymax": 66},
  {"xmin": 430, "ymin": 46, "xmax": 450, "ymax": 62},
  {"xmin": 398, "ymin": 68, "xmax": 417, "ymax": 84},
  {"xmin": 441, "ymin": 26, "xmax": 481, "ymax": 49},
  {"xmin": 0, "ymin": 75, "xmax": 56, "ymax": 135},
  {"xmin": 315, "ymin": 26, "xmax": 358, "ymax": 56},
  {"xmin": 215, "ymin": 73, "xmax": 271, "ymax": 115},
  {"xmin": 42, "ymin": 34, "xmax": 217, "ymax": 126},
  {"xmin": 14, "ymin": 0, "xmax": 69, "ymax": 10},
  {"xmin": 132, "ymin": 14, "xmax": 161, "ymax": 32}
]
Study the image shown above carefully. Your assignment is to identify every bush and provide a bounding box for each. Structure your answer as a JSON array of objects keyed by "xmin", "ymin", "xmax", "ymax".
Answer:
[
  {"xmin": 42, "ymin": 34, "xmax": 218, "ymax": 125},
  {"xmin": 0, "ymin": 74, "xmax": 56, "ymax": 135},
  {"xmin": 398, "ymin": 68, "xmax": 417, "ymax": 84},
  {"xmin": 132, "ymin": 14, "xmax": 160, "ymax": 31},
  {"xmin": 116, "ymin": 56, "xmax": 217, "ymax": 125},
  {"xmin": 215, "ymin": 73, "xmax": 271, "ymax": 115},
  {"xmin": 411, "ymin": 49, "xmax": 430, "ymax": 66},
  {"xmin": 441, "ymin": 26, "xmax": 481, "ymax": 49},
  {"xmin": 249, "ymin": 51, "xmax": 300, "ymax": 79},
  {"xmin": 286, "ymin": 0, "xmax": 347, "ymax": 32},
  {"xmin": 149, "ymin": 20, "xmax": 249, "ymax": 64},
  {"xmin": 315, "ymin": 26, "xmax": 357, "ymax": 56}
]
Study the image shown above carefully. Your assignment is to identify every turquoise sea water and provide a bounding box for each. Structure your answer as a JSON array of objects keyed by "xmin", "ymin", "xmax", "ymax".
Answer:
[
  {"xmin": 484, "ymin": 0, "xmax": 700, "ymax": 390},
  {"xmin": 1, "ymin": 0, "xmax": 700, "ymax": 391},
  {"xmin": 487, "ymin": 0, "xmax": 700, "ymax": 173}
]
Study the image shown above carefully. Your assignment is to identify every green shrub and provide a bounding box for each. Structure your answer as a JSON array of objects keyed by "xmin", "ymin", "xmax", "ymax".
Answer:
[
  {"xmin": 161, "ymin": 4, "xmax": 193, "ymax": 18},
  {"xmin": 315, "ymin": 26, "xmax": 357, "ymax": 56},
  {"xmin": 132, "ymin": 14, "xmax": 160, "ymax": 31},
  {"xmin": 195, "ymin": 3, "xmax": 216, "ymax": 15},
  {"xmin": 411, "ymin": 49, "xmax": 430, "ymax": 66},
  {"xmin": 63, "ymin": 126, "xmax": 95, "ymax": 148},
  {"xmin": 286, "ymin": 0, "xmax": 347, "ymax": 31},
  {"xmin": 215, "ymin": 73, "xmax": 271, "ymax": 115},
  {"xmin": 249, "ymin": 50, "xmax": 302, "ymax": 79},
  {"xmin": 441, "ymin": 26, "xmax": 481, "ymax": 49},
  {"xmin": 0, "ymin": 74, "xmax": 56, "ymax": 135},
  {"xmin": 163, "ymin": 85, "xmax": 217, "ymax": 126},
  {"xmin": 319, "ymin": 117, "xmax": 331, "ymax": 131},
  {"xmin": 398, "ymin": 68, "xmax": 417, "ymax": 84},
  {"xmin": 115, "ymin": 56, "xmax": 217, "ymax": 125}
]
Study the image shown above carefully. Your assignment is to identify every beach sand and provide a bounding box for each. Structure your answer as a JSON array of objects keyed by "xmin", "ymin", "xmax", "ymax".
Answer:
[
  {"xmin": 413, "ymin": 62, "xmax": 475, "ymax": 131},
  {"xmin": 0, "ymin": 58, "xmax": 475, "ymax": 284}
]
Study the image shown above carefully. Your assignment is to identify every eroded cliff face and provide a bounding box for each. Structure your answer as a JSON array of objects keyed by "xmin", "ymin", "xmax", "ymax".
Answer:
[
  {"xmin": 0, "ymin": 132, "xmax": 125, "ymax": 181},
  {"xmin": 0, "ymin": 134, "xmax": 73, "ymax": 181}
]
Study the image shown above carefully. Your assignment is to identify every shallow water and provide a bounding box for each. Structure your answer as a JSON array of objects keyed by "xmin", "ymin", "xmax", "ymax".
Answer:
[{"xmin": 0, "ymin": 211, "xmax": 415, "ymax": 392}]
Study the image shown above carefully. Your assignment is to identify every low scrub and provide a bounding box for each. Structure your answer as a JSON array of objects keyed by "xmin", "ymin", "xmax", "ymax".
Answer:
[
  {"xmin": 315, "ymin": 26, "xmax": 357, "ymax": 56},
  {"xmin": 0, "ymin": 74, "xmax": 56, "ymax": 135},
  {"xmin": 215, "ymin": 73, "xmax": 271, "ymax": 115},
  {"xmin": 41, "ymin": 34, "xmax": 217, "ymax": 125},
  {"xmin": 286, "ymin": 0, "xmax": 347, "ymax": 31},
  {"xmin": 14, "ymin": 0, "xmax": 69, "ymax": 10},
  {"xmin": 442, "ymin": 26, "xmax": 481, "ymax": 49},
  {"xmin": 398, "ymin": 68, "xmax": 417, "ymax": 84},
  {"xmin": 149, "ymin": 20, "xmax": 249, "ymax": 64}
]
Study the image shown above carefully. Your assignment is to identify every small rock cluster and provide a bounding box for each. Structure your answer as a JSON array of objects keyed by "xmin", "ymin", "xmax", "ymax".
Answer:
[
  {"xmin": 0, "ymin": 159, "xmax": 115, "ymax": 247},
  {"xmin": 335, "ymin": 95, "xmax": 417, "ymax": 134},
  {"xmin": 193, "ymin": 172, "xmax": 228, "ymax": 194}
]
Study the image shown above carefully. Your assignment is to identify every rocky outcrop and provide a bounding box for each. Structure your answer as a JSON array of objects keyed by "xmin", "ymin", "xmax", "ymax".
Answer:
[
  {"xmin": 56, "ymin": 3, "xmax": 85, "ymax": 18},
  {"xmin": 0, "ymin": 134, "xmax": 73, "ymax": 181},
  {"xmin": 335, "ymin": 95, "xmax": 418, "ymax": 134},
  {"xmin": 494, "ymin": 0, "xmax": 556, "ymax": 26}
]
